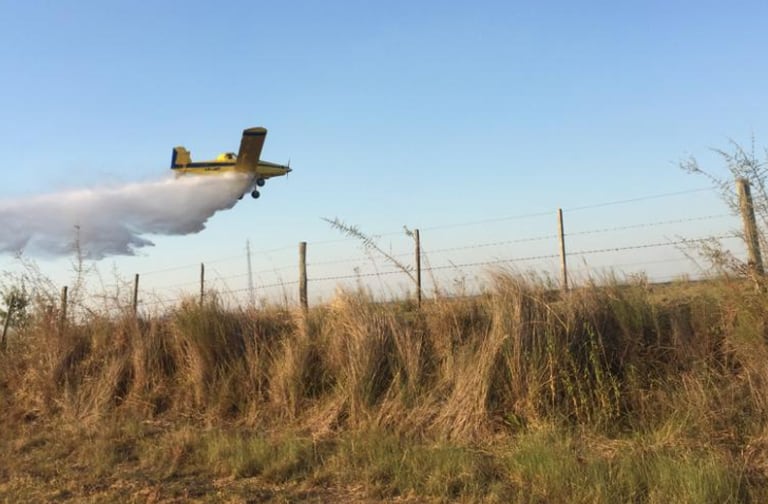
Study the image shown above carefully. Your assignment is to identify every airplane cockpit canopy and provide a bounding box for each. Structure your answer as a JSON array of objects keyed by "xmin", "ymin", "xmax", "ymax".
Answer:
[{"xmin": 216, "ymin": 152, "xmax": 237, "ymax": 161}]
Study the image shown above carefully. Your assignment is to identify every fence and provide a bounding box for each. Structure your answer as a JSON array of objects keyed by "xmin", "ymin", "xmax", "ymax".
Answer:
[{"xmin": 3, "ymin": 181, "xmax": 761, "ymax": 326}]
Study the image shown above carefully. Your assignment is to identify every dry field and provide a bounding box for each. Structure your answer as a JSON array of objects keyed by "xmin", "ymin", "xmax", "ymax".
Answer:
[{"xmin": 2, "ymin": 272, "xmax": 768, "ymax": 502}]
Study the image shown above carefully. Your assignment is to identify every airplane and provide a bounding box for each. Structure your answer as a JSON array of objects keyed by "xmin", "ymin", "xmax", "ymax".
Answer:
[{"xmin": 170, "ymin": 126, "xmax": 291, "ymax": 199}]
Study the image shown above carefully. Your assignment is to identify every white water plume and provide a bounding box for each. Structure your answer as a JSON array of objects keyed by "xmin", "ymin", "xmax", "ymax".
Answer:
[{"xmin": 0, "ymin": 173, "xmax": 252, "ymax": 259}]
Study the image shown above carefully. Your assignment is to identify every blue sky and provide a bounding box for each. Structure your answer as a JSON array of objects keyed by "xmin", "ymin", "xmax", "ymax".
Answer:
[{"xmin": 0, "ymin": 1, "xmax": 766, "ymax": 304}]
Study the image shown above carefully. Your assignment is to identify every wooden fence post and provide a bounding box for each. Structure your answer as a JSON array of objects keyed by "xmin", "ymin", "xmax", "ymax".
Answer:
[
  {"xmin": 737, "ymin": 178, "xmax": 765, "ymax": 277},
  {"xmin": 200, "ymin": 263, "xmax": 205, "ymax": 306},
  {"xmin": 1, "ymin": 298, "xmax": 13, "ymax": 352},
  {"xmin": 59, "ymin": 286, "xmax": 68, "ymax": 334},
  {"xmin": 557, "ymin": 208, "xmax": 569, "ymax": 292},
  {"xmin": 415, "ymin": 229, "xmax": 422, "ymax": 308},
  {"xmin": 299, "ymin": 241, "xmax": 308, "ymax": 311},
  {"xmin": 133, "ymin": 274, "xmax": 139, "ymax": 314},
  {"xmin": 246, "ymin": 240, "xmax": 255, "ymax": 307}
]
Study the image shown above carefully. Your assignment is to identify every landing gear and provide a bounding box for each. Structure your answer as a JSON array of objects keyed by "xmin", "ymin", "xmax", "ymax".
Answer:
[
  {"xmin": 251, "ymin": 190, "xmax": 260, "ymax": 199},
  {"xmin": 256, "ymin": 178, "xmax": 266, "ymax": 187},
  {"xmin": 238, "ymin": 193, "xmax": 244, "ymax": 200}
]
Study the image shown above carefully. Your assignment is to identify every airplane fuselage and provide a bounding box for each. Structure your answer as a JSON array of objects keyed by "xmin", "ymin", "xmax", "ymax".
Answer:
[{"xmin": 172, "ymin": 159, "xmax": 290, "ymax": 179}]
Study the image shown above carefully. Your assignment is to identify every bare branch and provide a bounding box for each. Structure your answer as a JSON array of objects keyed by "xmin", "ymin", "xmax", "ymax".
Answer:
[{"xmin": 322, "ymin": 217, "xmax": 416, "ymax": 284}]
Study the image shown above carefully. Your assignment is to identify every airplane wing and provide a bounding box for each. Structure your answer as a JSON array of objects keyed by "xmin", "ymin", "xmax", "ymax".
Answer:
[{"xmin": 235, "ymin": 127, "xmax": 267, "ymax": 171}]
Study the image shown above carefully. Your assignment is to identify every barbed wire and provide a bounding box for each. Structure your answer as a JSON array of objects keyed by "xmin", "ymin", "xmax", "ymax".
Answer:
[
  {"xmin": 225, "ymin": 280, "xmax": 300, "ymax": 293},
  {"xmin": 134, "ymin": 229, "xmax": 743, "ymax": 297},
  {"xmin": 564, "ymin": 187, "xmax": 716, "ymax": 212},
  {"xmin": 107, "ymin": 231, "xmax": 745, "ymax": 310},
  {"xmin": 295, "ymin": 213, "xmax": 735, "ymax": 269},
  {"xmin": 140, "ymin": 244, "xmax": 297, "ymax": 277},
  {"xmin": 304, "ymin": 233, "xmax": 741, "ymax": 284},
  {"xmin": 292, "ymin": 214, "xmax": 732, "ymax": 272},
  {"xmin": 139, "ymin": 279, "xmax": 301, "ymax": 308},
  {"xmin": 130, "ymin": 186, "xmax": 718, "ymax": 277},
  {"xmin": 566, "ymin": 214, "xmax": 731, "ymax": 237},
  {"xmin": 568, "ymin": 233, "xmax": 740, "ymax": 257},
  {"xmin": 188, "ymin": 263, "xmax": 298, "ymax": 284},
  {"xmin": 569, "ymin": 256, "xmax": 693, "ymax": 272},
  {"xmin": 57, "ymin": 184, "xmax": 739, "ymax": 311},
  {"xmin": 417, "ymin": 187, "xmax": 717, "ymax": 231}
]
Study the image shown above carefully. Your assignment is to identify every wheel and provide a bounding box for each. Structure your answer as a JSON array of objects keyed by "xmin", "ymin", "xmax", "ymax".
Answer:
[
  {"xmin": 238, "ymin": 193, "xmax": 244, "ymax": 200},
  {"xmin": 256, "ymin": 178, "xmax": 266, "ymax": 187},
  {"xmin": 251, "ymin": 190, "xmax": 260, "ymax": 199}
]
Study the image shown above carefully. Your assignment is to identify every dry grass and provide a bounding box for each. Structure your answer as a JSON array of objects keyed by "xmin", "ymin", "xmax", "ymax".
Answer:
[{"xmin": 1, "ymin": 272, "xmax": 768, "ymax": 501}]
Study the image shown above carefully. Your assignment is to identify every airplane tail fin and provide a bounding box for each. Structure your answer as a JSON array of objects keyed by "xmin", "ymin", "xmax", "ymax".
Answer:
[{"xmin": 171, "ymin": 147, "xmax": 191, "ymax": 169}]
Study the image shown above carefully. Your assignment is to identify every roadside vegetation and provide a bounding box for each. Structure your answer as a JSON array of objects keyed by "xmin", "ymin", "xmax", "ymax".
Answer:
[{"xmin": 1, "ymin": 270, "xmax": 768, "ymax": 502}]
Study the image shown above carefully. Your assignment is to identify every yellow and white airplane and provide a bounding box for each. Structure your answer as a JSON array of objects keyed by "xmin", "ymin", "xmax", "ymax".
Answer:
[{"xmin": 171, "ymin": 126, "xmax": 291, "ymax": 199}]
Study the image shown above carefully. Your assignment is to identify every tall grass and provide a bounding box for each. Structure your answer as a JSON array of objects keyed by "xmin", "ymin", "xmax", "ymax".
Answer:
[{"xmin": 2, "ymin": 272, "xmax": 768, "ymax": 500}]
